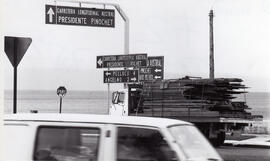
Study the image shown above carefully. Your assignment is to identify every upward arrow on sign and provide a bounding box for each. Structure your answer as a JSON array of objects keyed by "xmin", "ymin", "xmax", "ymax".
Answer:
[
  {"xmin": 4, "ymin": 36, "xmax": 32, "ymax": 67},
  {"xmin": 47, "ymin": 8, "xmax": 55, "ymax": 23}
]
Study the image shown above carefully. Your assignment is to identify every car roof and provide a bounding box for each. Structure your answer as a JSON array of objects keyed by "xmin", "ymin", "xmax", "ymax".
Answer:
[{"xmin": 4, "ymin": 113, "xmax": 191, "ymax": 128}]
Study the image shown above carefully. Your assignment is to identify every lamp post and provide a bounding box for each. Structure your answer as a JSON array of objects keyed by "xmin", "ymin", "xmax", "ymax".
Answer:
[{"xmin": 57, "ymin": 86, "xmax": 67, "ymax": 113}]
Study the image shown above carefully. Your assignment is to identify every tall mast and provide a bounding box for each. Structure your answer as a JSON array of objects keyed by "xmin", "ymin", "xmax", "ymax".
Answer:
[{"xmin": 209, "ymin": 10, "xmax": 214, "ymax": 80}]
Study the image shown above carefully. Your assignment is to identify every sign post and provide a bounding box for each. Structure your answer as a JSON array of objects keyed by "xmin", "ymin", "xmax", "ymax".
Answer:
[
  {"xmin": 107, "ymin": 74, "xmax": 110, "ymax": 114},
  {"xmin": 4, "ymin": 36, "xmax": 32, "ymax": 113},
  {"xmin": 57, "ymin": 86, "xmax": 67, "ymax": 113},
  {"xmin": 107, "ymin": 68, "xmax": 110, "ymax": 114}
]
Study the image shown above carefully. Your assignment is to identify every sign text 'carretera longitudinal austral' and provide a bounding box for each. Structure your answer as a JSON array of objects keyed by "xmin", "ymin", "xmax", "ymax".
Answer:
[
  {"xmin": 45, "ymin": 5, "xmax": 115, "ymax": 27},
  {"xmin": 104, "ymin": 70, "xmax": 139, "ymax": 83},
  {"xmin": 97, "ymin": 54, "xmax": 147, "ymax": 68}
]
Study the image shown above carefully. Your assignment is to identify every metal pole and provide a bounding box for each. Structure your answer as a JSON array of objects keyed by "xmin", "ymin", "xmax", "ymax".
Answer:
[
  {"xmin": 188, "ymin": 106, "xmax": 190, "ymax": 122},
  {"xmin": 125, "ymin": 20, "xmax": 129, "ymax": 54},
  {"xmin": 13, "ymin": 39, "xmax": 18, "ymax": 114},
  {"xmin": 107, "ymin": 67, "xmax": 110, "ymax": 114},
  {"xmin": 115, "ymin": 5, "xmax": 130, "ymax": 55},
  {"xmin": 108, "ymin": 83, "xmax": 110, "ymax": 114},
  {"xmin": 113, "ymin": 5, "xmax": 129, "ymax": 88},
  {"xmin": 123, "ymin": 18, "xmax": 129, "ymax": 89},
  {"xmin": 161, "ymin": 89, "xmax": 164, "ymax": 117},
  {"xmin": 13, "ymin": 66, "xmax": 17, "ymax": 114},
  {"xmin": 209, "ymin": 10, "xmax": 214, "ymax": 80},
  {"xmin": 59, "ymin": 97, "xmax": 62, "ymax": 113}
]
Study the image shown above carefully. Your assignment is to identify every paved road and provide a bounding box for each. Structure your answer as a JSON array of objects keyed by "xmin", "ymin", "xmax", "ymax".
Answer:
[{"xmin": 216, "ymin": 146, "xmax": 270, "ymax": 161}]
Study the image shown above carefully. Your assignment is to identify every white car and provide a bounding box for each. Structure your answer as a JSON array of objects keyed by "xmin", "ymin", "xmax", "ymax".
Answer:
[{"xmin": 3, "ymin": 114, "xmax": 223, "ymax": 161}]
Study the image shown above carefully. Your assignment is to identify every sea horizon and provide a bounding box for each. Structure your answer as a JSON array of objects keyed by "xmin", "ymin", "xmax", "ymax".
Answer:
[{"xmin": 3, "ymin": 90, "xmax": 270, "ymax": 121}]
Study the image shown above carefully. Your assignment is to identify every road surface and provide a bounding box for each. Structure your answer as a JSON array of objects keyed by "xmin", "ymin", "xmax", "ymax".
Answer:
[{"xmin": 216, "ymin": 146, "xmax": 270, "ymax": 161}]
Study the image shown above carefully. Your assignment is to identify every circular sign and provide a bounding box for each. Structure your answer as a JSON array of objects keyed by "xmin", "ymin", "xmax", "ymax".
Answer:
[{"xmin": 57, "ymin": 86, "xmax": 67, "ymax": 98}]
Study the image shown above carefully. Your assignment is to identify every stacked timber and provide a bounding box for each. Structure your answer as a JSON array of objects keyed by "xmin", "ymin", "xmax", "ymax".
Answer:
[{"xmin": 137, "ymin": 77, "xmax": 250, "ymax": 119}]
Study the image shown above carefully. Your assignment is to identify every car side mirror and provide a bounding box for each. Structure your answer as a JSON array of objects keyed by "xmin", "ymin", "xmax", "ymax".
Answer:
[{"xmin": 112, "ymin": 92, "xmax": 119, "ymax": 104}]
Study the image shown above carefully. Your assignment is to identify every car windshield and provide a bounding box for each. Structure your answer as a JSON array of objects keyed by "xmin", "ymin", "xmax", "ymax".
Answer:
[{"xmin": 169, "ymin": 125, "xmax": 221, "ymax": 160}]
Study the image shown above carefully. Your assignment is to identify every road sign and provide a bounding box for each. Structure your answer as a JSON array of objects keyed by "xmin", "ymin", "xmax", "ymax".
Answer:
[
  {"xmin": 57, "ymin": 86, "xmax": 67, "ymax": 98},
  {"xmin": 104, "ymin": 70, "xmax": 139, "ymax": 83},
  {"xmin": 45, "ymin": 5, "xmax": 115, "ymax": 28},
  {"xmin": 139, "ymin": 56, "xmax": 164, "ymax": 81},
  {"xmin": 4, "ymin": 36, "xmax": 32, "ymax": 67},
  {"xmin": 97, "ymin": 54, "xmax": 147, "ymax": 68},
  {"xmin": 4, "ymin": 36, "xmax": 32, "ymax": 114},
  {"xmin": 57, "ymin": 86, "xmax": 67, "ymax": 113}
]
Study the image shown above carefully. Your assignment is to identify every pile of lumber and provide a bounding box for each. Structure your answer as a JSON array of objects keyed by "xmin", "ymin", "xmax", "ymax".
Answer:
[{"xmin": 139, "ymin": 77, "xmax": 250, "ymax": 117}]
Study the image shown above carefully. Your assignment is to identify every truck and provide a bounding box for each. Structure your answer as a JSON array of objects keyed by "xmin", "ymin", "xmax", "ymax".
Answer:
[{"xmin": 110, "ymin": 76, "xmax": 263, "ymax": 146}]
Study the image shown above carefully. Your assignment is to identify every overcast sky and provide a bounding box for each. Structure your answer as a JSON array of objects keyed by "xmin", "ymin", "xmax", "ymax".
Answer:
[{"xmin": 1, "ymin": 0, "xmax": 270, "ymax": 92}]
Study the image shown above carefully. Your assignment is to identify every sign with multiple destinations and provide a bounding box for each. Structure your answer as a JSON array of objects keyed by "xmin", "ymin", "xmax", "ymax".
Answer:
[
  {"xmin": 45, "ymin": 5, "xmax": 115, "ymax": 27},
  {"xmin": 99, "ymin": 55, "xmax": 164, "ymax": 83},
  {"xmin": 103, "ymin": 70, "xmax": 139, "ymax": 83},
  {"xmin": 97, "ymin": 54, "xmax": 147, "ymax": 68},
  {"xmin": 139, "ymin": 56, "xmax": 164, "ymax": 81}
]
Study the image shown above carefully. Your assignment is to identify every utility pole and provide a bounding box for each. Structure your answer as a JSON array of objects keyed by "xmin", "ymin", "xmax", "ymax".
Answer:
[{"xmin": 209, "ymin": 10, "xmax": 214, "ymax": 80}]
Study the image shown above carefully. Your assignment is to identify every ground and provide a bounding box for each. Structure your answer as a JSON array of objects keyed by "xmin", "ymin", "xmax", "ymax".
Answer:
[{"xmin": 216, "ymin": 146, "xmax": 270, "ymax": 161}]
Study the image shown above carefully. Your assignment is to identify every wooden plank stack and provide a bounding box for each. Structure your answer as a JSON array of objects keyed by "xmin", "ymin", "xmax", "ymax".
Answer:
[{"xmin": 136, "ymin": 77, "xmax": 252, "ymax": 120}]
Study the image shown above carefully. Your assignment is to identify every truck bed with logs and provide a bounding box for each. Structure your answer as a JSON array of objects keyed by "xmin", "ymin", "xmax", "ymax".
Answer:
[{"xmin": 124, "ymin": 77, "xmax": 263, "ymax": 146}]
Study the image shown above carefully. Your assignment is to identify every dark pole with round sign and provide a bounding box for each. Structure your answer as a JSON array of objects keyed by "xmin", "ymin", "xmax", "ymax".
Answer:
[{"xmin": 57, "ymin": 86, "xmax": 67, "ymax": 113}]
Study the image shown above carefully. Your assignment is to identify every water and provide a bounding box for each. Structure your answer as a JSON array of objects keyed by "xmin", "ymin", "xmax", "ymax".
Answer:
[
  {"xmin": 4, "ymin": 90, "xmax": 270, "ymax": 120},
  {"xmin": 234, "ymin": 92, "xmax": 270, "ymax": 120},
  {"xmin": 4, "ymin": 90, "xmax": 109, "ymax": 114}
]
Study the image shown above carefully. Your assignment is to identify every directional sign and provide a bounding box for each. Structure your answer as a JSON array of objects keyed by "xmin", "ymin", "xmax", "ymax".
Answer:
[
  {"xmin": 4, "ymin": 36, "xmax": 32, "ymax": 67},
  {"xmin": 104, "ymin": 70, "xmax": 139, "ymax": 83},
  {"xmin": 45, "ymin": 5, "xmax": 115, "ymax": 28},
  {"xmin": 97, "ymin": 54, "xmax": 147, "ymax": 68},
  {"xmin": 139, "ymin": 56, "xmax": 164, "ymax": 81}
]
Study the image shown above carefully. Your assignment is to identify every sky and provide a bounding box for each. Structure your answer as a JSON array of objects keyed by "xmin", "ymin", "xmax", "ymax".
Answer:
[{"xmin": 1, "ymin": 0, "xmax": 270, "ymax": 92}]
